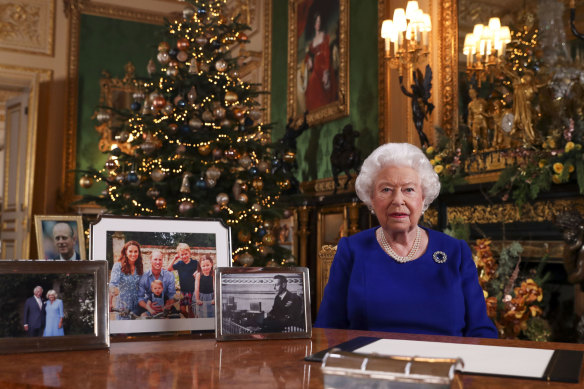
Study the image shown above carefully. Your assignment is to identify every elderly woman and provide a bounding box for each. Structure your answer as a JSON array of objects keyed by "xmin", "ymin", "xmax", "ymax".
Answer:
[
  {"xmin": 109, "ymin": 240, "xmax": 144, "ymax": 319},
  {"xmin": 315, "ymin": 143, "xmax": 497, "ymax": 338},
  {"xmin": 43, "ymin": 290, "xmax": 64, "ymax": 337}
]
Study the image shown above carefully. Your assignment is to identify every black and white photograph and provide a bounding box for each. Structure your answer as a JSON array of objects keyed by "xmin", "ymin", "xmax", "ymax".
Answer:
[
  {"xmin": 90, "ymin": 215, "xmax": 231, "ymax": 334},
  {"xmin": 0, "ymin": 260, "xmax": 109, "ymax": 354},
  {"xmin": 215, "ymin": 267, "xmax": 311, "ymax": 341}
]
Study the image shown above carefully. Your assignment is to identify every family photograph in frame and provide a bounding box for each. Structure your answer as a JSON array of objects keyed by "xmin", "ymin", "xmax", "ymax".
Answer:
[
  {"xmin": 0, "ymin": 260, "xmax": 109, "ymax": 354},
  {"xmin": 90, "ymin": 215, "xmax": 232, "ymax": 334},
  {"xmin": 287, "ymin": 0, "xmax": 349, "ymax": 126},
  {"xmin": 215, "ymin": 267, "xmax": 311, "ymax": 341},
  {"xmin": 34, "ymin": 215, "xmax": 86, "ymax": 261}
]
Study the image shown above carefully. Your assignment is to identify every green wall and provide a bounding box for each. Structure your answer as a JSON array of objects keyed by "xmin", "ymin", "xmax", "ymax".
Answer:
[
  {"xmin": 76, "ymin": 14, "xmax": 162, "ymax": 195},
  {"xmin": 271, "ymin": 1, "xmax": 379, "ymax": 182}
]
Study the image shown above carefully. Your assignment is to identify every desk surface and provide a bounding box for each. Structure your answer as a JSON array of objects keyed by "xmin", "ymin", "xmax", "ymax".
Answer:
[{"xmin": 0, "ymin": 328, "xmax": 583, "ymax": 388}]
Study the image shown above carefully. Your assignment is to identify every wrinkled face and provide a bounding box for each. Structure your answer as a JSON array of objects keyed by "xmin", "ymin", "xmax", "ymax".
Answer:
[
  {"xmin": 151, "ymin": 283, "xmax": 163, "ymax": 296},
  {"xmin": 371, "ymin": 165, "xmax": 425, "ymax": 234},
  {"xmin": 34, "ymin": 287, "xmax": 43, "ymax": 298},
  {"xmin": 151, "ymin": 253, "xmax": 163, "ymax": 271},
  {"xmin": 53, "ymin": 224, "xmax": 75, "ymax": 257},
  {"xmin": 201, "ymin": 259, "xmax": 213, "ymax": 275},
  {"xmin": 274, "ymin": 279, "xmax": 286, "ymax": 294},
  {"xmin": 178, "ymin": 249, "xmax": 191, "ymax": 263},
  {"xmin": 48, "ymin": 293, "xmax": 56, "ymax": 301},
  {"xmin": 126, "ymin": 245, "xmax": 140, "ymax": 264}
]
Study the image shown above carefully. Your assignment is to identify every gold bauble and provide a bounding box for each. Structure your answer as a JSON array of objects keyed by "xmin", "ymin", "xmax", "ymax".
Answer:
[
  {"xmin": 262, "ymin": 233, "xmax": 276, "ymax": 247},
  {"xmin": 155, "ymin": 197, "xmax": 167, "ymax": 209},
  {"xmin": 198, "ymin": 144, "xmax": 211, "ymax": 156},
  {"xmin": 79, "ymin": 175, "xmax": 93, "ymax": 189},
  {"xmin": 238, "ymin": 230, "xmax": 251, "ymax": 242},
  {"xmin": 225, "ymin": 91, "xmax": 238, "ymax": 103},
  {"xmin": 238, "ymin": 252, "xmax": 254, "ymax": 266},
  {"xmin": 283, "ymin": 151, "xmax": 296, "ymax": 164},
  {"xmin": 176, "ymin": 38, "xmax": 190, "ymax": 51},
  {"xmin": 265, "ymin": 259, "xmax": 279, "ymax": 267},
  {"xmin": 252, "ymin": 178, "xmax": 264, "ymax": 191}
]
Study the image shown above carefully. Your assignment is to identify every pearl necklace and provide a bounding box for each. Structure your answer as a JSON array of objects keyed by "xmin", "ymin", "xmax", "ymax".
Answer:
[{"xmin": 376, "ymin": 227, "xmax": 421, "ymax": 263}]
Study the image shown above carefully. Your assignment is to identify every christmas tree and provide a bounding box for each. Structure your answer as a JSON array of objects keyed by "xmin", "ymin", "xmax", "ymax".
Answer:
[{"xmin": 79, "ymin": 0, "xmax": 296, "ymax": 267}]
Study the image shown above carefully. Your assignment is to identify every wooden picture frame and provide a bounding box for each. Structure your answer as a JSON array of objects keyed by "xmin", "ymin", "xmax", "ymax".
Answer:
[
  {"xmin": 34, "ymin": 215, "xmax": 86, "ymax": 260},
  {"xmin": 287, "ymin": 0, "xmax": 349, "ymax": 126},
  {"xmin": 215, "ymin": 267, "xmax": 311, "ymax": 341},
  {"xmin": 90, "ymin": 215, "xmax": 231, "ymax": 335},
  {"xmin": 0, "ymin": 260, "xmax": 109, "ymax": 354},
  {"xmin": 274, "ymin": 209, "xmax": 298, "ymax": 261}
]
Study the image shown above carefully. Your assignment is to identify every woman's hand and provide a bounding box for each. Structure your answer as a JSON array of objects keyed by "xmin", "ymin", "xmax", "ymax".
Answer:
[
  {"xmin": 58, "ymin": 319, "xmax": 63, "ymax": 329},
  {"xmin": 211, "ymin": 300, "xmax": 215, "ymax": 305},
  {"xmin": 196, "ymin": 299, "xmax": 203, "ymax": 305}
]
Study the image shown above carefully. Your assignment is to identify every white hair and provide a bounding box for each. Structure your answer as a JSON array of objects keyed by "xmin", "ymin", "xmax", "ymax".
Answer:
[
  {"xmin": 46, "ymin": 289, "xmax": 58, "ymax": 298},
  {"xmin": 355, "ymin": 143, "xmax": 440, "ymax": 211}
]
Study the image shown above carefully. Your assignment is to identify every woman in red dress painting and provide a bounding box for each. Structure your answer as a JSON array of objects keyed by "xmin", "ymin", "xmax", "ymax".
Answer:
[{"xmin": 304, "ymin": 12, "xmax": 336, "ymax": 111}]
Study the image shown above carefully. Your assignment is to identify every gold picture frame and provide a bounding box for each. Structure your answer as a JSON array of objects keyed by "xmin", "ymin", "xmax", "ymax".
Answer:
[
  {"xmin": 287, "ymin": 0, "xmax": 349, "ymax": 126},
  {"xmin": 0, "ymin": 260, "xmax": 109, "ymax": 354},
  {"xmin": 34, "ymin": 215, "xmax": 86, "ymax": 260}
]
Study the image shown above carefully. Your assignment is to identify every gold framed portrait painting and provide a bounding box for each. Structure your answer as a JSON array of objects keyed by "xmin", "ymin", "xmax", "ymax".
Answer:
[{"xmin": 287, "ymin": 0, "xmax": 349, "ymax": 126}]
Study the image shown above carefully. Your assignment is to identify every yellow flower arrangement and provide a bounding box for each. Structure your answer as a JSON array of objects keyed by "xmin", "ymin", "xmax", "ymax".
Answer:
[
  {"xmin": 552, "ymin": 162, "xmax": 564, "ymax": 174},
  {"xmin": 434, "ymin": 165, "xmax": 444, "ymax": 174},
  {"xmin": 430, "ymin": 159, "xmax": 436, "ymax": 166},
  {"xmin": 425, "ymin": 146, "xmax": 434, "ymax": 155},
  {"xmin": 538, "ymin": 160, "xmax": 547, "ymax": 168},
  {"xmin": 565, "ymin": 141, "xmax": 575, "ymax": 152},
  {"xmin": 552, "ymin": 174, "xmax": 562, "ymax": 184}
]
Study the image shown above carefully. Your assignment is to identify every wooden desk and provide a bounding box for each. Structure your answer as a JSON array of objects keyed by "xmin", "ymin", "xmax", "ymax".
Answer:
[{"xmin": 0, "ymin": 328, "xmax": 582, "ymax": 388}]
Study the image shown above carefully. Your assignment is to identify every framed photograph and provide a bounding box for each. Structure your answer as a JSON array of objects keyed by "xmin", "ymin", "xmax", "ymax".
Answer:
[
  {"xmin": 215, "ymin": 267, "xmax": 311, "ymax": 341},
  {"xmin": 273, "ymin": 210, "xmax": 297, "ymax": 260},
  {"xmin": 0, "ymin": 260, "xmax": 109, "ymax": 354},
  {"xmin": 34, "ymin": 215, "xmax": 86, "ymax": 260},
  {"xmin": 287, "ymin": 0, "xmax": 349, "ymax": 126},
  {"xmin": 90, "ymin": 215, "xmax": 232, "ymax": 334}
]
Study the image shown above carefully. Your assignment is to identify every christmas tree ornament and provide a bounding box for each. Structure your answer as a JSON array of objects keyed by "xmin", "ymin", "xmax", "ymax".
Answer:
[
  {"xmin": 157, "ymin": 51, "xmax": 170, "ymax": 65},
  {"xmin": 212, "ymin": 147, "xmax": 223, "ymax": 159},
  {"xmin": 249, "ymin": 109, "xmax": 261, "ymax": 121},
  {"xmin": 206, "ymin": 166, "xmax": 221, "ymax": 180},
  {"xmin": 189, "ymin": 117, "xmax": 203, "ymax": 130},
  {"xmin": 213, "ymin": 106, "xmax": 226, "ymax": 119},
  {"xmin": 195, "ymin": 176, "xmax": 207, "ymax": 189},
  {"xmin": 115, "ymin": 173, "xmax": 125, "ymax": 184},
  {"xmin": 238, "ymin": 252, "xmax": 254, "ymax": 266},
  {"xmin": 225, "ymin": 91, "xmax": 238, "ymax": 103},
  {"xmin": 252, "ymin": 178, "xmax": 263, "ymax": 191},
  {"xmin": 198, "ymin": 144, "xmax": 211, "ymax": 155},
  {"xmin": 211, "ymin": 40, "xmax": 221, "ymax": 50},
  {"xmin": 168, "ymin": 48, "xmax": 178, "ymax": 58},
  {"xmin": 152, "ymin": 95, "xmax": 166, "ymax": 109},
  {"xmin": 257, "ymin": 160, "xmax": 269, "ymax": 173},
  {"xmin": 179, "ymin": 200, "xmax": 194, "ymax": 214},
  {"xmin": 123, "ymin": 192, "xmax": 131, "ymax": 200},
  {"xmin": 279, "ymin": 179, "xmax": 291, "ymax": 190},
  {"xmin": 182, "ymin": 7, "xmax": 194, "ymax": 20},
  {"xmin": 175, "ymin": 144, "xmax": 187, "ymax": 155},
  {"xmin": 232, "ymin": 180, "xmax": 242, "ymax": 197},
  {"xmin": 216, "ymin": 192, "xmax": 229, "ymax": 206},
  {"xmin": 115, "ymin": 130, "xmax": 130, "ymax": 143},
  {"xmin": 176, "ymin": 38, "xmax": 190, "ymax": 50},
  {"xmin": 147, "ymin": 187, "xmax": 160, "ymax": 198},
  {"xmin": 176, "ymin": 99, "xmax": 186, "ymax": 109},
  {"xmin": 96, "ymin": 110, "xmax": 111, "ymax": 123},
  {"xmin": 151, "ymin": 168, "xmax": 166, "ymax": 182},
  {"xmin": 179, "ymin": 124, "xmax": 191, "ymax": 134},
  {"xmin": 260, "ymin": 133, "xmax": 270, "ymax": 146},
  {"xmin": 130, "ymin": 101, "xmax": 141, "ymax": 111},
  {"xmin": 249, "ymin": 166, "xmax": 259, "ymax": 175},
  {"xmin": 263, "ymin": 220, "xmax": 273, "ymax": 230},
  {"xmin": 176, "ymin": 50, "xmax": 188, "ymax": 62},
  {"xmin": 224, "ymin": 147, "xmax": 238, "ymax": 159},
  {"xmin": 285, "ymin": 256, "xmax": 296, "ymax": 265},
  {"xmin": 147, "ymin": 59, "xmax": 157, "ymax": 75},
  {"xmin": 105, "ymin": 159, "xmax": 118, "ymax": 171},
  {"xmin": 239, "ymin": 154, "xmax": 252, "ymax": 169},
  {"xmin": 237, "ymin": 230, "xmax": 251, "ymax": 242},
  {"xmin": 79, "ymin": 175, "xmax": 93, "ymax": 189},
  {"xmin": 173, "ymin": 94, "xmax": 184, "ymax": 105},
  {"xmin": 240, "ymin": 182, "xmax": 248, "ymax": 192},
  {"xmin": 188, "ymin": 61, "xmax": 199, "ymax": 74},
  {"xmin": 212, "ymin": 204, "xmax": 221, "ymax": 213},
  {"xmin": 237, "ymin": 193, "xmax": 248, "ymax": 203},
  {"xmin": 232, "ymin": 106, "xmax": 247, "ymax": 119},
  {"xmin": 205, "ymin": 178, "xmax": 217, "ymax": 188},
  {"xmin": 265, "ymin": 259, "xmax": 278, "ymax": 267},
  {"xmin": 127, "ymin": 171, "xmax": 139, "ymax": 183},
  {"xmin": 283, "ymin": 151, "xmax": 296, "ymax": 163},
  {"xmin": 166, "ymin": 66, "xmax": 178, "ymax": 77},
  {"xmin": 236, "ymin": 32, "xmax": 249, "ymax": 42},
  {"xmin": 200, "ymin": 62, "xmax": 210, "ymax": 72},
  {"xmin": 215, "ymin": 59, "xmax": 227, "ymax": 72},
  {"xmin": 168, "ymin": 123, "xmax": 178, "ymax": 133},
  {"xmin": 158, "ymin": 42, "xmax": 170, "ymax": 52},
  {"xmin": 180, "ymin": 173, "xmax": 192, "ymax": 193},
  {"xmin": 197, "ymin": 6, "xmax": 207, "ymax": 16},
  {"xmin": 251, "ymin": 203, "xmax": 262, "ymax": 212},
  {"xmin": 202, "ymin": 110, "xmax": 213, "ymax": 122},
  {"xmin": 229, "ymin": 69, "xmax": 239, "ymax": 78},
  {"xmin": 110, "ymin": 146, "xmax": 122, "ymax": 157},
  {"xmin": 195, "ymin": 36, "xmax": 208, "ymax": 46},
  {"xmin": 187, "ymin": 86, "xmax": 197, "ymax": 102},
  {"xmin": 162, "ymin": 102, "xmax": 174, "ymax": 115},
  {"xmin": 140, "ymin": 136, "xmax": 156, "ymax": 154},
  {"xmin": 257, "ymin": 227, "xmax": 266, "ymax": 238},
  {"xmin": 133, "ymin": 91, "xmax": 145, "ymax": 101}
]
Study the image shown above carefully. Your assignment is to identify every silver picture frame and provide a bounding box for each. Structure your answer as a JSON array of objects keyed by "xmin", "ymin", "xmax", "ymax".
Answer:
[
  {"xmin": 216, "ymin": 266, "xmax": 311, "ymax": 341},
  {"xmin": 0, "ymin": 260, "xmax": 109, "ymax": 354}
]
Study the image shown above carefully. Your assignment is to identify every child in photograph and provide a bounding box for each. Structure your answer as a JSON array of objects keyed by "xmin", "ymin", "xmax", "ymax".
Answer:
[
  {"xmin": 167, "ymin": 243, "xmax": 198, "ymax": 318},
  {"xmin": 142, "ymin": 280, "xmax": 165, "ymax": 317},
  {"xmin": 194, "ymin": 254, "xmax": 215, "ymax": 318}
]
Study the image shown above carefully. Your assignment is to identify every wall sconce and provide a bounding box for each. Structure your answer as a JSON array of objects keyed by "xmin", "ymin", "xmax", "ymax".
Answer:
[
  {"xmin": 380, "ymin": 1, "xmax": 431, "ymax": 75},
  {"xmin": 463, "ymin": 17, "xmax": 511, "ymax": 86}
]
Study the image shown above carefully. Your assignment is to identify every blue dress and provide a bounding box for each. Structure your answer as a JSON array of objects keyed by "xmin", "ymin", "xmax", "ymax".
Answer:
[
  {"xmin": 43, "ymin": 299, "xmax": 64, "ymax": 336},
  {"xmin": 110, "ymin": 262, "xmax": 141, "ymax": 320},
  {"xmin": 315, "ymin": 227, "xmax": 498, "ymax": 338}
]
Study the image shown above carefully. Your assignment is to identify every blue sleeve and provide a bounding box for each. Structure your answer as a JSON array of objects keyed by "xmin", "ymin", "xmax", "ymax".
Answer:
[
  {"xmin": 110, "ymin": 262, "xmax": 121, "ymax": 287},
  {"xmin": 314, "ymin": 237, "xmax": 353, "ymax": 329},
  {"xmin": 459, "ymin": 241, "xmax": 499, "ymax": 338},
  {"xmin": 58, "ymin": 300, "xmax": 64, "ymax": 318},
  {"xmin": 138, "ymin": 274, "xmax": 149, "ymax": 303},
  {"xmin": 164, "ymin": 272, "xmax": 176, "ymax": 298}
]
